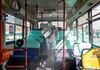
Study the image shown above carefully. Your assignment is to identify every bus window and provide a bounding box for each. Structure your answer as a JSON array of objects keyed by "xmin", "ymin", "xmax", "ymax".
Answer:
[
  {"xmin": 6, "ymin": 24, "xmax": 14, "ymax": 42},
  {"xmin": 6, "ymin": 14, "xmax": 15, "ymax": 24},
  {"xmin": 15, "ymin": 17, "xmax": 23, "ymax": 25},
  {"xmin": 38, "ymin": 21, "xmax": 65, "ymax": 29},
  {"xmin": 15, "ymin": 26, "xmax": 22, "ymax": 40},
  {"xmin": 38, "ymin": 21, "xmax": 48, "ymax": 29},
  {"xmin": 78, "ymin": 26, "xmax": 82, "ymax": 42},
  {"xmin": 92, "ymin": 4, "xmax": 100, "ymax": 19},
  {"xmin": 78, "ymin": 13, "xmax": 88, "ymax": 42},
  {"xmin": 73, "ymin": 27, "xmax": 77, "ymax": 36},
  {"xmin": 27, "ymin": 21, "xmax": 30, "ymax": 27},
  {"xmin": 73, "ymin": 21, "xmax": 77, "ymax": 36},
  {"xmin": 27, "ymin": 27, "xmax": 30, "ymax": 33},
  {"xmin": 58, "ymin": 21, "xmax": 66, "ymax": 29},
  {"xmin": 51, "ymin": 21, "xmax": 57, "ymax": 27},
  {"xmin": 78, "ymin": 13, "xmax": 88, "ymax": 25},
  {"xmin": 27, "ymin": 22, "xmax": 31, "ymax": 33},
  {"xmin": 92, "ymin": 20, "xmax": 100, "ymax": 46},
  {"xmin": 83, "ymin": 24, "xmax": 89, "ymax": 42}
]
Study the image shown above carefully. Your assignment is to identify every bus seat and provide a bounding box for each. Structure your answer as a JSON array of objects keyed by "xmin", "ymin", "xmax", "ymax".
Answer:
[
  {"xmin": 82, "ymin": 48, "xmax": 100, "ymax": 70},
  {"xmin": 66, "ymin": 49, "xmax": 74, "ymax": 59},
  {"xmin": 0, "ymin": 49, "xmax": 10, "ymax": 64},
  {"xmin": 66, "ymin": 40, "xmax": 71, "ymax": 49},
  {"xmin": 73, "ymin": 43, "xmax": 91, "ymax": 67},
  {"xmin": 58, "ymin": 31, "xmax": 63, "ymax": 40},
  {"xmin": 23, "ymin": 30, "xmax": 42, "ymax": 48},
  {"xmin": 15, "ymin": 30, "xmax": 44, "ymax": 48},
  {"xmin": 13, "ymin": 30, "xmax": 43, "ymax": 61},
  {"xmin": 21, "ymin": 39, "xmax": 40, "ymax": 48},
  {"xmin": 73, "ymin": 43, "xmax": 91, "ymax": 56}
]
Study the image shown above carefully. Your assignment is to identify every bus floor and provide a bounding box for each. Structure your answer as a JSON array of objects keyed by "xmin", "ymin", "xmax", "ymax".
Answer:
[
  {"xmin": 5, "ymin": 58, "xmax": 77, "ymax": 70},
  {"xmin": 5, "ymin": 49, "xmax": 77, "ymax": 70}
]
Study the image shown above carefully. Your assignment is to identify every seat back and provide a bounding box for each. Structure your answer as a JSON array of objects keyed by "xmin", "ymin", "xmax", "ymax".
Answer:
[
  {"xmin": 73, "ymin": 42, "xmax": 91, "ymax": 67},
  {"xmin": 73, "ymin": 43, "xmax": 91, "ymax": 57},
  {"xmin": 82, "ymin": 48, "xmax": 100, "ymax": 69}
]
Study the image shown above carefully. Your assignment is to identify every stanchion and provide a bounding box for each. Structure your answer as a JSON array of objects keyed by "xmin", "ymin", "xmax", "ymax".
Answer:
[
  {"xmin": 0, "ymin": 0, "xmax": 3, "ymax": 54},
  {"xmin": 41, "ymin": 12, "xmax": 43, "ymax": 25},
  {"xmin": 25, "ymin": 0, "xmax": 28, "ymax": 70},
  {"xmin": 0, "ymin": 1, "xmax": 3, "ymax": 70},
  {"xmin": 62, "ymin": 0, "xmax": 66, "ymax": 70},
  {"xmin": 57, "ymin": 0, "xmax": 66, "ymax": 70}
]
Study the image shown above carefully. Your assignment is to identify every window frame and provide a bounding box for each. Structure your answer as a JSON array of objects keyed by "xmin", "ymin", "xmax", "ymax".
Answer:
[
  {"xmin": 6, "ymin": 14, "xmax": 25, "ymax": 45},
  {"xmin": 91, "ymin": 3, "xmax": 100, "ymax": 46},
  {"xmin": 77, "ymin": 12, "xmax": 89, "ymax": 42}
]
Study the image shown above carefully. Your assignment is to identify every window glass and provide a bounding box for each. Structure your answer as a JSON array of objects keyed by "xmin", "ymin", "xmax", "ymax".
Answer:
[
  {"xmin": 83, "ymin": 24, "xmax": 89, "ymax": 42},
  {"xmin": 92, "ymin": 4, "xmax": 100, "ymax": 19},
  {"xmin": 27, "ymin": 22, "xmax": 30, "ymax": 27},
  {"xmin": 15, "ymin": 17, "xmax": 23, "ymax": 25},
  {"xmin": 52, "ymin": 21, "xmax": 66, "ymax": 29},
  {"xmin": 93, "ymin": 20, "xmax": 100, "ymax": 46},
  {"xmin": 73, "ymin": 27, "xmax": 77, "ymax": 36},
  {"xmin": 15, "ymin": 26, "xmax": 22, "ymax": 40},
  {"xmin": 58, "ymin": 21, "xmax": 65, "ymax": 29},
  {"xmin": 38, "ymin": 21, "xmax": 48, "ymax": 29},
  {"xmin": 6, "ymin": 14, "xmax": 15, "ymax": 23},
  {"xmin": 5, "ymin": 24, "xmax": 14, "ymax": 42},
  {"xmin": 27, "ymin": 27, "xmax": 30, "ymax": 33},
  {"xmin": 52, "ymin": 21, "xmax": 57, "ymax": 27},
  {"xmin": 78, "ymin": 26, "xmax": 82, "ymax": 42},
  {"xmin": 73, "ymin": 21, "xmax": 76, "ymax": 27},
  {"xmin": 72, "ymin": 21, "xmax": 77, "ymax": 36},
  {"xmin": 78, "ymin": 13, "xmax": 88, "ymax": 25},
  {"xmin": 38, "ymin": 21, "xmax": 65, "ymax": 29}
]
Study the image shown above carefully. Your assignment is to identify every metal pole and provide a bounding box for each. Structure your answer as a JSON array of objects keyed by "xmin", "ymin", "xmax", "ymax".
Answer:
[
  {"xmin": 0, "ymin": 0, "xmax": 2, "ymax": 52},
  {"xmin": 57, "ymin": 4, "xmax": 59, "ymax": 27},
  {"xmin": 25, "ymin": 0, "xmax": 28, "ymax": 70},
  {"xmin": 57, "ymin": 0, "xmax": 66, "ymax": 69},
  {"xmin": 63, "ymin": 0, "xmax": 66, "ymax": 70},
  {"xmin": 41, "ymin": 12, "xmax": 43, "ymax": 25},
  {"xmin": 22, "ymin": 19, "xmax": 25, "ymax": 39},
  {"xmin": 36, "ymin": 5, "xmax": 38, "ymax": 17},
  {"xmin": 0, "ymin": 0, "xmax": 3, "ymax": 69}
]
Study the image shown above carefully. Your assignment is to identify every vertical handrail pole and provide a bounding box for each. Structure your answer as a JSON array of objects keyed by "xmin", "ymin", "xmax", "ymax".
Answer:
[
  {"xmin": 0, "ymin": 0, "xmax": 2, "ymax": 53},
  {"xmin": 63, "ymin": 0, "xmax": 66, "ymax": 70},
  {"xmin": 57, "ymin": 0, "xmax": 66, "ymax": 69},
  {"xmin": 41, "ymin": 12, "xmax": 43, "ymax": 25},
  {"xmin": 0, "ymin": 1, "xmax": 3, "ymax": 69},
  {"xmin": 36, "ymin": 5, "xmax": 38, "ymax": 17},
  {"xmin": 57, "ymin": 4, "xmax": 59, "ymax": 27},
  {"xmin": 25, "ymin": 0, "xmax": 28, "ymax": 70}
]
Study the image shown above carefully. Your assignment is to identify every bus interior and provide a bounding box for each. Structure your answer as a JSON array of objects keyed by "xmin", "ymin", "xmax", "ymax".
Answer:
[{"xmin": 0, "ymin": 0, "xmax": 100, "ymax": 70}]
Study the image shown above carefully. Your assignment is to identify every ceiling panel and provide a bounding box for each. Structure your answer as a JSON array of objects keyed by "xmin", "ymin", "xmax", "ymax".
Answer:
[
  {"xmin": 2, "ymin": 0, "xmax": 77, "ymax": 21},
  {"xmin": 66, "ymin": 0, "xmax": 77, "ymax": 11}
]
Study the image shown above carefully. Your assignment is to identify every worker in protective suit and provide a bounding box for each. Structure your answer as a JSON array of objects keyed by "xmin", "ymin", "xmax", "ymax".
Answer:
[{"xmin": 41, "ymin": 21, "xmax": 59, "ymax": 69}]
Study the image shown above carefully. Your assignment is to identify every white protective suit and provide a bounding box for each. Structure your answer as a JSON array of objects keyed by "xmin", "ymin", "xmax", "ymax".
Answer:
[{"xmin": 41, "ymin": 24, "xmax": 59, "ymax": 68}]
